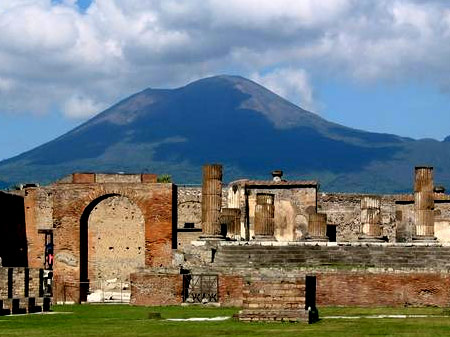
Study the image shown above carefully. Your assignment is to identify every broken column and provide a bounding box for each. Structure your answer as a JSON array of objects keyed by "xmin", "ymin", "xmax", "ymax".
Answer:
[
  {"xmin": 306, "ymin": 213, "xmax": 328, "ymax": 241},
  {"xmin": 359, "ymin": 196, "xmax": 384, "ymax": 241},
  {"xmin": 220, "ymin": 208, "xmax": 241, "ymax": 240},
  {"xmin": 413, "ymin": 166, "xmax": 436, "ymax": 241},
  {"xmin": 254, "ymin": 193, "xmax": 275, "ymax": 240},
  {"xmin": 200, "ymin": 164, "xmax": 224, "ymax": 240}
]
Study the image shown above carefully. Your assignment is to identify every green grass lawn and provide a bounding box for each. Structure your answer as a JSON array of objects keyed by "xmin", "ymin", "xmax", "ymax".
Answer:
[{"xmin": 1, "ymin": 305, "xmax": 450, "ymax": 337}]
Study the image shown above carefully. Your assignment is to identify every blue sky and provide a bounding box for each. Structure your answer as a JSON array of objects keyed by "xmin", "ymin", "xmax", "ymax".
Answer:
[{"xmin": 1, "ymin": 0, "xmax": 450, "ymax": 161}]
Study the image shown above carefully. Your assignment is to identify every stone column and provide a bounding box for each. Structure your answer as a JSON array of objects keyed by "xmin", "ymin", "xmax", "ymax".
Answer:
[
  {"xmin": 254, "ymin": 193, "xmax": 275, "ymax": 240},
  {"xmin": 413, "ymin": 166, "xmax": 436, "ymax": 241},
  {"xmin": 306, "ymin": 213, "xmax": 328, "ymax": 241},
  {"xmin": 220, "ymin": 208, "xmax": 241, "ymax": 240},
  {"xmin": 200, "ymin": 164, "xmax": 224, "ymax": 240},
  {"xmin": 359, "ymin": 196, "xmax": 384, "ymax": 241}
]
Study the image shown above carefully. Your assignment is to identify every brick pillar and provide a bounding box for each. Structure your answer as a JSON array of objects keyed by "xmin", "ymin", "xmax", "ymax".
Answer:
[
  {"xmin": 413, "ymin": 166, "xmax": 436, "ymax": 241},
  {"xmin": 220, "ymin": 208, "xmax": 241, "ymax": 240},
  {"xmin": 306, "ymin": 213, "xmax": 328, "ymax": 241},
  {"xmin": 359, "ymin": 196, "xmax": 384, "ymax": 241},
  {"xmin": 254, "ymin": 193, "xmax": 275, "ymax": 240},
  {"xmin": 200, "ymin": 164, "xmax": 224, "ymax": 240}
]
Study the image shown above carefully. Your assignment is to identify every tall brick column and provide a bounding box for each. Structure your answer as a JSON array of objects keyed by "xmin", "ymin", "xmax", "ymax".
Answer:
[
  {"xmin": 200, "ymin": 164, "xmax": 224, "ymax": 240},
  {"xmin": 306, "ymin": 213, "xmax": 328, "ymax": 241},
  {"xmin": 359, "ymin": 196, "xmax": 384, "ymax": 241},
  {"xmin": 413, "ymin": 166, "xmax": 436, "ymax": 241},
  {"xmin": 254, "ymin": 193, "xmax": 275, "ymax": 240}
]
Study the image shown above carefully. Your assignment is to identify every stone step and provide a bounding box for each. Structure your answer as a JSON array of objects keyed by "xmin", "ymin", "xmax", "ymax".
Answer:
[
  {"xmin": 3, "ymin": 298, "xmax": 27, "ymax": 314},
  {"xmin": 1, "ymin": 297, "xmax": 51, "ymax": 315},
  {"xmin": 236, "ymin": 309, "xmax": 309, "ymax": 322},
  {"xmin": 0, "ymin": 300, "xmax": 11, "ymax": 316}
]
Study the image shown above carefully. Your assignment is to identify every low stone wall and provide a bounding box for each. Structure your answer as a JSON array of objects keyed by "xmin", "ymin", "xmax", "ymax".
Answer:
[
  {"xmin": 0, "ymin": 266, "xmax": 49, "ymax": 314},
  {"xmin": 236, "ymin": 275, "xmax": 311, "ymax": 322},
  {"xmin": 317, "ymin": 270, "xmax": 450, "ymax": 307},
  {"xmin": 130, "ymin": 270, "xmax": 183, "ymax": 306},
  {"xmin": 177, "ymin": 241, "xmax": 450, "ymax": 307}
]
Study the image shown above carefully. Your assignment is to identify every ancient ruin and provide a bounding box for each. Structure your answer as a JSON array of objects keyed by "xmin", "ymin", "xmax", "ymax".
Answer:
[{"xmin": 2, "ymin": 164, "xmax": 450, "ymax": 318}]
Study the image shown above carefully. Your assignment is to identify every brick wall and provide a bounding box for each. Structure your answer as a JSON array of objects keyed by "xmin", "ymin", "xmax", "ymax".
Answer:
[
  {"xmin": 317, "ymin": 271, "xmax": 450, "ymax": 307},
  {"xmin": 130, "ymin": 271, "xmax": 183, "ymax": 306},
  {"xmin": 24, "ymin": 178, "xmax": 177, "ymax": 303},
  {"xmin": 88, "ymin": 195, "xmax": 145, "ymax": 290},
  {"xmin": 218, "ymin": 274, "xmax": 244, "ymax": 307},
  {"xmin": 0, "ymin": 267, "xmax": 42, "ymax": 299}
]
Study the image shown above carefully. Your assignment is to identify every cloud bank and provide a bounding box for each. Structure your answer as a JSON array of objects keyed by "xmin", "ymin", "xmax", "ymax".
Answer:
[{"xmin": 1, "ymin": 0, "xmax": 450, "ymax": 118}]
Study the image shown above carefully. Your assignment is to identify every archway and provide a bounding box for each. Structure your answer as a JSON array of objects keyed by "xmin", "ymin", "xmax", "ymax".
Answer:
[{"xmin": 79, "ymin": 194, "xmax": 145, "ymax": 302}]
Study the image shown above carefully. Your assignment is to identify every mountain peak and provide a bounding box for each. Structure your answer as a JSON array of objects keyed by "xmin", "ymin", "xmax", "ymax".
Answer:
[{"xmin": 0, "ymin": 75, "xmax": 449, "ymax": 193}]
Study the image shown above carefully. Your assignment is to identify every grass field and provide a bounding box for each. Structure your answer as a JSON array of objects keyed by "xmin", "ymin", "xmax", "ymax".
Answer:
[{"xmin": 1, "ymin": 305, "xmax": 450, "ymax": 337}]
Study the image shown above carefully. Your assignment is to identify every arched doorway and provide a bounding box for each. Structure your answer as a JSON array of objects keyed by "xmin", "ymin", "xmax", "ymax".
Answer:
[{"xmin": 79, "ymin": 194, "xmax": 145, "ymax": 302}]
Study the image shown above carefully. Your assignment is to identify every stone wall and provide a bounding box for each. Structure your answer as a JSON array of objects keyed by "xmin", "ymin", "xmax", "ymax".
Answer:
[
  {"xmin": 319, "ymin": 193, "xmax": 450, "ymax": 242},
  {"xmin": 177, "ymin": 186, "xmax": 228, "ymax": 247},
  {"xmin": 227, "ymin": 181, "xmax": 317, "ymax": 241},
  {"xmin": 318, "ymin": 193, "xmax": 397, "ymax": 242},
  {"xmin": 182, "ymin": 242, "xmax": 450, "ymax": 307},
  {"xmin": 212, "ymin": 242, "xmax": 450, "ymax": 270},
  {"xmin": 0, "ymin": 266, "xmax": 52, "ymax": 314},
  {"xmin": 316, "ymin": 271, "xmax": 450, "ymax": 307},
  {"xmin": 130, "ymin": 270, "xmax": 183, "ymax": 306},
  {"xmin": 88, "ymin": 195, "xmax": 145, "ymax": 289},
  {"xmin": 236, "ymin": 275, "xmax": 310, "ymax": 322}
]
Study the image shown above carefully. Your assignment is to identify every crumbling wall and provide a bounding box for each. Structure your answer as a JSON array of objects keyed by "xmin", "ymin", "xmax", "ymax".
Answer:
[
  {"xmin": 177, "ymin": 186, "xmax": 228, "ymax": 247},
  {"xmin": 319, "ymin": 193, "xmax": 397, "ymax": 242},
  {"xmin": 435, "ymin": 202, "xmax": 450, "ymax": 242}
]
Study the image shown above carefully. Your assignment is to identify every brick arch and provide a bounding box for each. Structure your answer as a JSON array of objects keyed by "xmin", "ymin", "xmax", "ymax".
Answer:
[{"xmin": 51, "ymin": 181, "xmax": 175, "ymax": 303}]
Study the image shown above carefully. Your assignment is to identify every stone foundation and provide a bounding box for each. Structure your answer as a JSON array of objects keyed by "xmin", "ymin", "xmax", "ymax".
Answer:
[{"xmin": 0, "ymin": 267, "xmax": 50, "ymax": 315}]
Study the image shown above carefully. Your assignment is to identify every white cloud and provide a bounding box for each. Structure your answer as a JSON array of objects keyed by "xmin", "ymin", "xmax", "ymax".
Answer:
[
  {"xmin": 63, "ymin": 95, "xmax": 106, "ymax": 118},
  {"xmin": 0, "ymin": 0, "xmax": 450, "ymax": 119},
  {"xmin": 251, "ymin": 68, "xmax": 317, "ymax": 112}
]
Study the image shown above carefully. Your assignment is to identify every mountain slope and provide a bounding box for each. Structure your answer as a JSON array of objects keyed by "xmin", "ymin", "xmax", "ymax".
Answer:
[{"xmin": 1, "ymin": 75, "xmax": 449, "ymax": 193}]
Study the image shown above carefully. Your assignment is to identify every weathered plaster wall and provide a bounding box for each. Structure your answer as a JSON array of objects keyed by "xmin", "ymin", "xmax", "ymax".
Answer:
[
  {"xmin": 226, "ymin": 182, "xmax": 317, "ymax": 241},
  {"xmin": 88, "ymin": 195, "xmax": 145, "ymax": 287}
]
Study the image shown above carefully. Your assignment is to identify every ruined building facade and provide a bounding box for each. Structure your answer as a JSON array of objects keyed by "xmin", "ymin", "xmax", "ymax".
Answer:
[{"xmin": 2, "ymin": 165, "xmax": 450, "ymax": 312}]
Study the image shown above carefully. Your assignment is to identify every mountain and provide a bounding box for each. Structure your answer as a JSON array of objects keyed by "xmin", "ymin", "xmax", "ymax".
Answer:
[{"xmin": 1, "ymin": 75, "xmax": 450, "ymax": 193}]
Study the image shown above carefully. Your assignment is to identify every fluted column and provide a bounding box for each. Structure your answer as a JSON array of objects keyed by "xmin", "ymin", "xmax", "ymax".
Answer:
[
  {"xmin": 359, "ymin": 196, "xmax": 384, "ymax": 241},
  {"xmin": 413, "ymin": 166, "xmax": 436, "ymax": 241},
  {"xmin": 254, "ymin": 193, "xmax": 275, "ymax": 240},
  {"xmin": 200, "ymin": 164, "xmax": 224, "ymax": 239},
  {"xmin": 220, "ymin": 208, "xmax": 241, "ymax": 240},
  {"xmin": 306, "ymin": 213, "xmax": 328, "ymax": 241}
]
